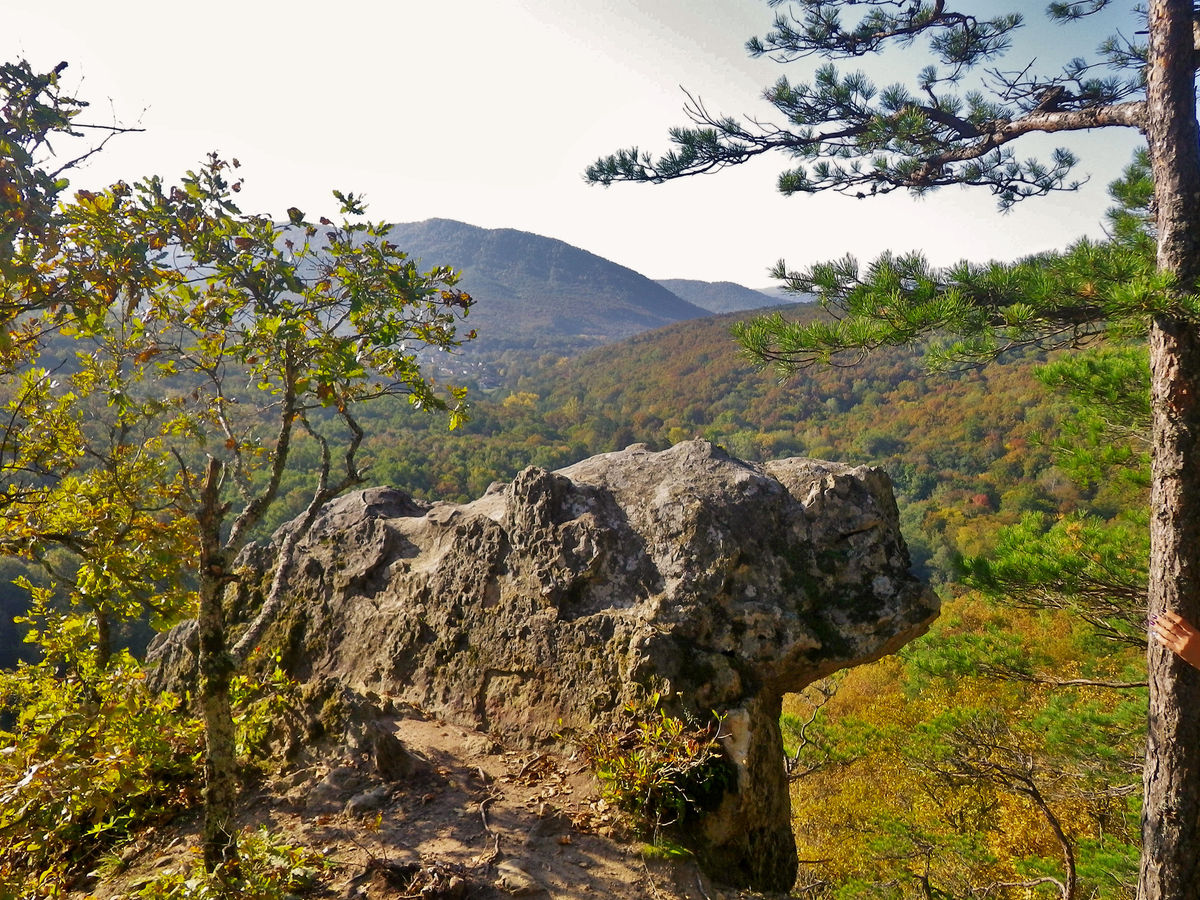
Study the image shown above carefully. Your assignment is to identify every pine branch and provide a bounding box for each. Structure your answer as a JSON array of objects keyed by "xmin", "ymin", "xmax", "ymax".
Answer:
[{"xmin": 979, "ymin": 664, "xmax": 1149, "ymax": 689}]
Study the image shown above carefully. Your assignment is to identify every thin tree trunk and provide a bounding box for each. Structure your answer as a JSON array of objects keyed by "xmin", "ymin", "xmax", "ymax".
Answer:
[
  {"xmin": 196, "ymin": 458, "xmax": 240, "ymax": 874},
  {"xmin": 1140, "ymin": 3, "xmax": 1200, "ymax": 898},
  {"xmin": 95, "ymin": 608, "xmax": 111, "ymax": 669},
  {"xmin": 1024, "ymin": 778, "xmax": 1076, "ymax": 900}
]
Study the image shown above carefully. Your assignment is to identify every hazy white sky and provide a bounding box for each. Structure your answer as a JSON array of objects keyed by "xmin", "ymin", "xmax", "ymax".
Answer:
[{"xmin": 8, "ymin": 1, "xmax": 1143, "ymax": 286}]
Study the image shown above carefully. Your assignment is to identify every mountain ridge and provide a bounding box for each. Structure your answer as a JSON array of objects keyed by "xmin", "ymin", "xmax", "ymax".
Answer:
[
  {"xmin": 655, "ymin": 277, "xmax": 796, "ymax": 313},
  {"xmin": 385, "ymin": 218, "xmax": 710, "ymax": 354}
]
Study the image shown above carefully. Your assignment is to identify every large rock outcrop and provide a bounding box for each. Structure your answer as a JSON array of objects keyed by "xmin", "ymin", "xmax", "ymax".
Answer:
[{"xmin": 153, "ymin": 440, "xmax": 938, "ymax": 891}]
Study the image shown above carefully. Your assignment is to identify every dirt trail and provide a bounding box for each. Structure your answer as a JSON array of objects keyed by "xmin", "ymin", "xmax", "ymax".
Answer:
[{"xmin": 86, "ymin": 709, "xmax": 779, "ymax": 900}]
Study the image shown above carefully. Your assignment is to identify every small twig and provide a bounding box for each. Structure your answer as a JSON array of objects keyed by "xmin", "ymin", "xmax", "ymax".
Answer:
[
  {"xmin": 476, "ymin": 791, "xmax": 503, "ymax": 867},
  {"xmin": 479, "ymin": 791, "xmax": 502, "ymax": 835},
  {"xmin": 641, "ymin": 856, "xmax": 664, "ymax": 900},
  {"xmin": 516, "ymin": 753, "xmax": 545, "ymax": 779},
  {"xmin": 785, "ymin": 678, "xmax": 838, "ymax": 776}
]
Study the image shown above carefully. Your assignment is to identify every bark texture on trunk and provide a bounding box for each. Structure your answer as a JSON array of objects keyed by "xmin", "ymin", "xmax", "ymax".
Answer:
[
  {"xmin": 1140, "ymin": 3, "xmax": 1200, "ymax": 899},
  {"xmin": 1143, "ymin": 320, "xmax": 1200, "ymax": 900},
  {"xmin": 196, "ymin": 458, "xmax": 240, "ymax": 874},
  {"xmin": 199, "ymin": 568, "xmax": 238, "ymax": 873}
]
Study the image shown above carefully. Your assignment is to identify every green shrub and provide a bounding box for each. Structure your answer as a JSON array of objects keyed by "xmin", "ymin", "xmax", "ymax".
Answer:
[
  {"xmin": 229, "ymin": 654, "xmax": 303, "ymax": 771},
  {"xmin": 581, "ymin": 693, "xmax": 731, "ymax": 842},
  {"xmin": 127, "ymin": 827, "xmax": 329, "ymax": 899},
  {"xmin": 0, "ymin": 651, "xmax": 203, "ymax": 898},
  {"xmin": 0, "ymin": 619, "xmax": 302, "ymax": 897}
]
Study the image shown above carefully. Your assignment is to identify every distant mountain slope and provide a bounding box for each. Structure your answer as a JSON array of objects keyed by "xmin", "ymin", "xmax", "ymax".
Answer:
[
  {"xmin": 755, "ymin": 284, "xmax": 817, "ymax": 304},
  {"xmin": 385, "ymin": 219, "xmax": 708, "ymax": 354},
  {"xmin": 656, "ymin": 278, "xmax": 797, "ymax": 313}
]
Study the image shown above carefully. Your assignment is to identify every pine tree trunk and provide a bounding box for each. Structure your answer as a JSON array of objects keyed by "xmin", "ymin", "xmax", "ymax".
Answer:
[
  {"xmin": 1140, "ymin": 3, "xmax": 1200, "ymax": 898},
  {"xmin": 196, "ymin": 458, "xmax": 240, "ymax": 874},
  {"xmin": 1143, "ymin": 319, "xmax": 1200, "ymax": 900}
]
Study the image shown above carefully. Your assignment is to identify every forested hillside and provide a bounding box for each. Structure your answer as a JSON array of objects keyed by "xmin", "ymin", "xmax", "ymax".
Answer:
[{"xmin": 341, "ymin": 305, "xmax": 1071, "ymax": 588}]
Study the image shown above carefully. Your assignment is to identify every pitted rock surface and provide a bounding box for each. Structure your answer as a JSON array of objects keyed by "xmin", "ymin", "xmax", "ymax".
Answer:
[{"xmin": 149, "ymin": 440, "xmax": 937, "ymax": 891}]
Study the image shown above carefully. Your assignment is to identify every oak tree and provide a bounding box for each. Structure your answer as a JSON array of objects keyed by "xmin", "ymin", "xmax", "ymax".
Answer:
[{"xmin": 2, "ymin": 146, "xmax": 474, "ymax": 873}]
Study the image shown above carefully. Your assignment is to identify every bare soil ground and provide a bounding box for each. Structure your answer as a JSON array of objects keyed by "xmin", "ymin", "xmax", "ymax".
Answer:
[{"xmin": 81, "ymin": 709, "xmax": 781, "ymax": 900}]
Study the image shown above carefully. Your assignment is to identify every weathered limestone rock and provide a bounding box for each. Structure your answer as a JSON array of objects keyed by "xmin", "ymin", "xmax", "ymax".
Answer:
[{"xmin": 150, "ymin": 440, "xmax": 937, "ymax": 891}]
